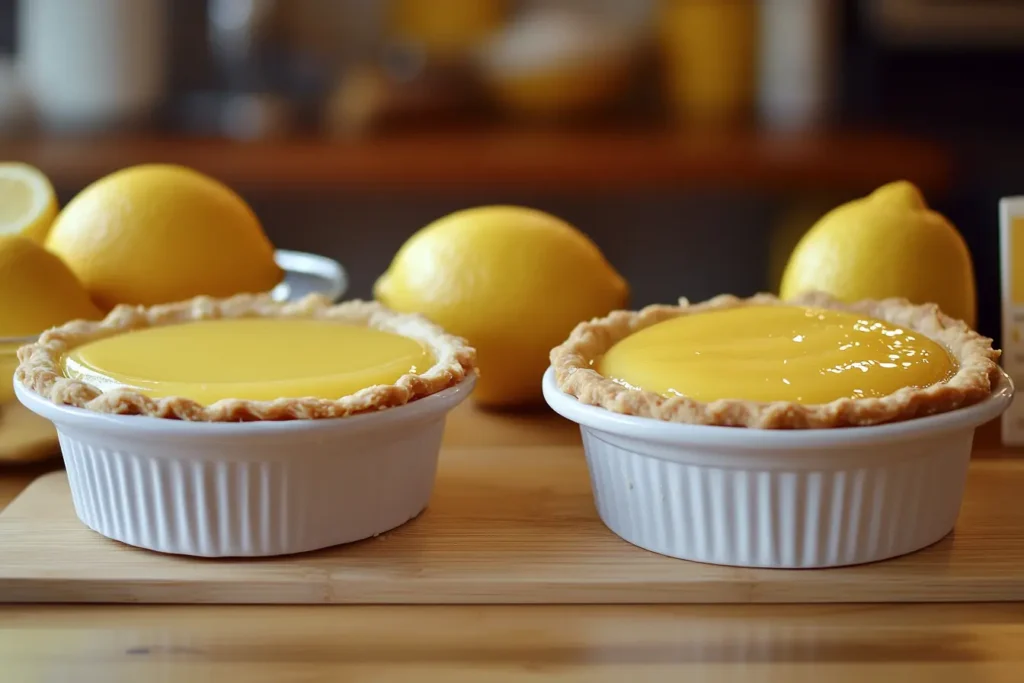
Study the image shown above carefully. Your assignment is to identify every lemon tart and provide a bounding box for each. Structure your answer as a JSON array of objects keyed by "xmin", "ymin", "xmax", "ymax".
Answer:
[
  {"xmin": 550, "ymin": 292, "xmax": 1001, "ymax": 429},
  {"xmin": 17, "ymin": 293, "xmax": 477, "ymax": 421}
]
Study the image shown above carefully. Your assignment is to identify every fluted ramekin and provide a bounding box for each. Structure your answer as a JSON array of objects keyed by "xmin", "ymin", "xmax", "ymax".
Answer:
[
  {"xmin": 543, "ymin": 367, "xmax": 1013, "ymax": 568},
  {"xmin": 14, "ymin": 374, "xmax": 475, "ymax": 557}
]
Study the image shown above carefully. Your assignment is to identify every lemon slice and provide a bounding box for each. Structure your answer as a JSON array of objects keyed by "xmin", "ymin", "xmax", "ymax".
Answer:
[{"xmin": 0, "ymin": 163, "xmax": 58, "ymax": 243}]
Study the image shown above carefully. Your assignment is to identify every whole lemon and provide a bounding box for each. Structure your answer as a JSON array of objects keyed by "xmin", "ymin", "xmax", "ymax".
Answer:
[
  {"xmin": 46, "ymin": 164, "xmax": 282, "ymax": 310},
  {"xmin": 780, "ymin": 181, "xmax": 977, "ymax": 327},
  {"xmin": 0, "ymin": 235, "xmax": 103, "ymax": 337},
  {"xmin": 375, "ymin": 206, "xmax": 628, "ymax": 406}
]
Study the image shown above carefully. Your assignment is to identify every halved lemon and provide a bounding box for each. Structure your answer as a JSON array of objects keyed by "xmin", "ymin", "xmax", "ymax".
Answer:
[{"xmin": 0, "ymin": 163, "xmax": 58, "ymax": 243}]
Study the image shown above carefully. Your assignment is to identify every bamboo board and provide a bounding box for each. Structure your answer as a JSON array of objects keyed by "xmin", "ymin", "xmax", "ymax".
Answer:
[{"xmin": 1, "ymin": 448, "xmax": 1022, "ymax": 604}]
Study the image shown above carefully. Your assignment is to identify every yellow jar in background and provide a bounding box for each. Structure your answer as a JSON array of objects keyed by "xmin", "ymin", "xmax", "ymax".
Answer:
[
  {"xmin": 0, "ymin": 337, "xmax": 59, "ymax": 463},
  {"xmin": 658, "ymin": 0, "xmax": 757, "ymax": 124},
  {"xmin": 390, "ymin": 0, "xmax": 508, "ymax": 58},
  {"xmin": 478, "ymin": 7, "xmax": 637, "ymax": 121}
]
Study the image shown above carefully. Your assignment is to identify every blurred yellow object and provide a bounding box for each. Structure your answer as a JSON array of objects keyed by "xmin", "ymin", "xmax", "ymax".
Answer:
[
  {"xmin": 391, "ymin": 0, "xmax": 507, "ymax": 57},
  {"xmin": 479, "ymin": 8, "xmax": 635, "ymax": 120},
  {"xmin": 374, "ymin": 206, "xmax": 629, "ymax": 406},
  {"xmin": 0, "ymin": 234, "xmax": 103, "ymax": 338},
  {"xmin": 0, "ymin": 335, "xmax": 58, "ymax": 462},
  {"xmin": 780, "ymin": 181, "xmax": 977, "ymax": 327},
  {"xmin": 0, "ymin": 162, "xmax": 58, "ymax": 243},
  {"xmin": 485, "ymin": 63, "xmax": 630, "ymax": 120},
  {"xmin": 0, "ymin": 234, "xmax": 98, "ymax": 464},
  {"xmin": 659, "ymin": 0, "xmax": 757, "ymax": 123},
  {"xmin": 0, "ymin": 340, "xmax": 21, "ymax": 404},
  {"xmin": 46, "ymin": 164, "xmax": 282, "ymax": 311}
]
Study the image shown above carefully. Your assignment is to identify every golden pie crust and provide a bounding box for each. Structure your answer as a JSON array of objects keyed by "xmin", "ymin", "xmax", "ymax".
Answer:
[
  {"xmin": 16, "ymin": 293, "xmax": 477, "ymax": 422},
  {"xmin": 549, "ymin": 292, "xmax": 1002, "ymax": 429}
]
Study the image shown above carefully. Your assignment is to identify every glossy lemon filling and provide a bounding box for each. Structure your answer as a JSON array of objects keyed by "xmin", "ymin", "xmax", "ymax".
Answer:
[
  {"xmin": 596, "ymin": 306, "xmax": 956, "ymax": 404},
  {"xmin": 62, "ymin": 318, "xmax": 434, "ymax": 404}
]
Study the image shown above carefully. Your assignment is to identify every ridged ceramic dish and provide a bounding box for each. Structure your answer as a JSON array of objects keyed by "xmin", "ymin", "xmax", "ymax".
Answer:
[
  {"xmin": 14, "ymin": 374, "xmax": 475, "ymax": 557},
  {"xmin": 542, "ymin": 367, "xmax": 1014, "ymax": 568}
]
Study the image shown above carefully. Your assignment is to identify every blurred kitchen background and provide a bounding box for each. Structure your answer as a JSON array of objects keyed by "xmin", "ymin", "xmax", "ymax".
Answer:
[{"xmin": 0, "ymin": 0, "xmax": 1022, "ymax": 340}]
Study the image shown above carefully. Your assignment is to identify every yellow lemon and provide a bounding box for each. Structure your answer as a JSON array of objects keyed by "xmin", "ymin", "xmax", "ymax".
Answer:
[
  {"xmin": 0, "ymin": 163, "xmax": 58, "ymax": 243},
  {"xmin": 375, "ymin": 206, "xmax": 628, "ymax": 406},
  {"xmin": 45, "ymin": 164, "xmax": 282, "ymax": 311},
  {"xmin": 780, "ymin": 181, "xmax": 977, "ymax": 327},
  {"xmin": 0, "ymin": 235, "xmax": 103, "ymax": 410},
  {"xmin": 0, "ymin": 235, "xmax": 103, "ymax": 337}
]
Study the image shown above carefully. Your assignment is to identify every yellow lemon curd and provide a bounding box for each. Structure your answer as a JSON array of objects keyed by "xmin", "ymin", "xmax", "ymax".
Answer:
[
  {"xmin": 62, "ymin": 318, "xmax": 433, "ymax": 404},
  {"xmin": 596, "ymin": 306, "xmax": 956, "ymax": 405}
]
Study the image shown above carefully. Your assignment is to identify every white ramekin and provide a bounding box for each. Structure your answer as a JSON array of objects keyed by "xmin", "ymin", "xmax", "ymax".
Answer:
[
  {"xmin": 543, "ymin": 367, "xmax": 1014, "ymax": 569},
  {"xmin": 14, "ymin": 374, "xmax": 475, "ymax": 558}
]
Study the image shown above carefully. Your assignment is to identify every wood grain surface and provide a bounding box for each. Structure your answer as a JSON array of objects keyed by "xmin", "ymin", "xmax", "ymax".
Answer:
[
  {"xmin": 2, "ymin": 603, "xmax": 1024, "ymax": 682},
  {"xmin": 2, "ymin": 449, "xmax": 1022, "ymax": 605},
  {"xmin": 441, "ymin": 401, "xmax": 580, "ymax": 449},
  {"xmin": 0, "ymin": 129, "xmax": 952, "ymax": 194},
  {"xmin": 2, "ymin": 406, "xmax": 1023, "ymax": 680},
  {"xmin": 0, "ymin": 462, "xmax": 58, "ymax": 512}
]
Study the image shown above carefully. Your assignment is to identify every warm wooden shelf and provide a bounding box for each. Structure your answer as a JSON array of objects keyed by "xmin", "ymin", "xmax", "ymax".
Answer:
[{"xmin": 1, "ymin": 128, "xmax": 953, "ymax": 194}]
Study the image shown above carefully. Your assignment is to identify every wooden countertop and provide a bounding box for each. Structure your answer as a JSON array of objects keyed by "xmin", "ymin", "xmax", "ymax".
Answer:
[
  {"xmin": 1, "ymin": 128, "xmax": 952, "ymax": 194},
  {"xmin": 2, "ymin": 403, "xmax": 1022, "ymax": 682}
]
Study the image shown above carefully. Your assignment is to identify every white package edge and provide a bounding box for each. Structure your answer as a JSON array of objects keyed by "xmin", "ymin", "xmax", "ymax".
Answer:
[{"xmin": 1000, "ymin": 196, "xmax": 1024, "ymax": 446}]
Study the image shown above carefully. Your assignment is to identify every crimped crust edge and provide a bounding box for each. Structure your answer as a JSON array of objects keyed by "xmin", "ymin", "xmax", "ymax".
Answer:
[
  {"xmin": 16, "ymin": 293, "xmax": 477, "ymax": 422},
  {"xmin": 549, "ymin": 291, "xmax": 1001, "ymax": 429}
]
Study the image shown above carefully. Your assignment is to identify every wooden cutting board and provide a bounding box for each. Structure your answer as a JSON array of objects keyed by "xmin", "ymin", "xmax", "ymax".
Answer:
[{"xmin": 1, "ymin": 448, "xmax": 1023, "ymax": 604}]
